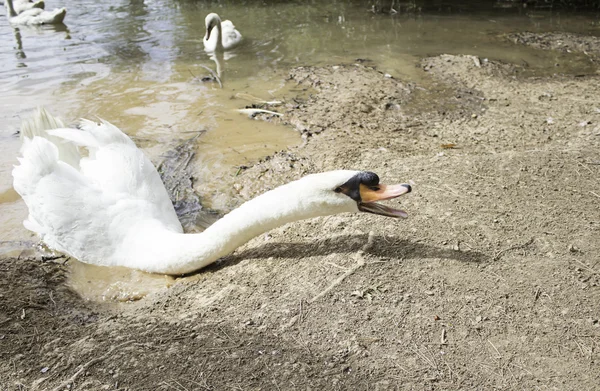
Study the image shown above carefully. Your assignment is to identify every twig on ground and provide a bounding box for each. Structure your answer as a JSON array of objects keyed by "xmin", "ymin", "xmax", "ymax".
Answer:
[
  {"xmin": 181, "ymin": 377, "xmax": 212, "ymax": 391},
  {"xmin": 237, "ymin": 108, "xmax": 283, "ymax": 117},
  {"xmin": 487, "ymin": 339, "xmax": 502, "ymax": 359},
  {"xmin": 570, "ymin": 258, "xmax": 598, "ymax": 274},
  {"xmin": 49, "ymin": 340, "xmax": 134, "ymax": 391},
  {"xmin": 309, "ymin": 232, "xmax": 375, "ymax": 303},
  {"xmin": 493, "ymin": 238, "xmax": 534, "ymax": 261},
  {"xmin": 410, "ymin": 346, "xmax": 437, "ymax": 369},
  {"xmin": 324, "ymin": 261, "xmax": 348, "ymax": 271},
  {"xmin": 49, "ymin": 292, "xmax": 56, "ymax": 308},
  {"xmin": 281, "ymin": 232, "xmax": 375, "ymax": 329}
]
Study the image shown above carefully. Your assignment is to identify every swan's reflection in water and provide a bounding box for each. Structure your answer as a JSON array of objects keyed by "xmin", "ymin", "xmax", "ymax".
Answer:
[
  {"xmin": 10, "ymin": 23, "xmax": 70, "ymax": 66},
  {"xmin": 13, "ymin": 27, "xmax": 25, "ymax": 61}
]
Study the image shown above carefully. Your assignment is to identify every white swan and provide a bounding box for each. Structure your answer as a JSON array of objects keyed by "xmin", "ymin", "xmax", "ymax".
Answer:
[
  {"xmin": 5, "ymin": 0, "xmax": 65, "ymax": 25},
  {"xmin": 10, "ymin": 0, "xmax": 44, "ymax": 14},
  {"xmin": 13, "ymin": 109, "xmax": 412, "ymax": 275},
  {"xmin": 203, "ymin": 12, "xmax": 242, "ymax": 52}
]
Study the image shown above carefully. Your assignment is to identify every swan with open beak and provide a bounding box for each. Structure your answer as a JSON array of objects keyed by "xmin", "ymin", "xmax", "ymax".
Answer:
[{"xmin": 335, "ymin": 171, "xmax": 411, "ymax": 218}]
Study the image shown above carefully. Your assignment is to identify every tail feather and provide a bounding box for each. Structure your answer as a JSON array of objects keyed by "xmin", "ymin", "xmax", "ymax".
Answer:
[
  {"xmin": 20, "ymin": 108, "xmax": 80, "ymax": 168},
  {"xmin": 20, "ymin": 107, "xmax": 65, "ymax": 139},
  {"xmin": 51, "ymin": 8, "xmax": 67, "ymax": 24},
  {"xmin": 12, "ymin": 136, "xmax": 59, "ymax": 197},
  {"xmin": 49, "ymin": 119, "xmax": 133, "ymax": 149},
  {"xmin": 49, "ymin": 127, "xmax": 101, "ymax": 149},
  {"xmin": 79, "ymin": 119, "xmax": 135, "ymax": 147}
]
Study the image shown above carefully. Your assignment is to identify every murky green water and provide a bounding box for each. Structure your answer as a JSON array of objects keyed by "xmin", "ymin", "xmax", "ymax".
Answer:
[{"xmin": 1, "ymin": 0, "xmax": 598, "ymax": 298}]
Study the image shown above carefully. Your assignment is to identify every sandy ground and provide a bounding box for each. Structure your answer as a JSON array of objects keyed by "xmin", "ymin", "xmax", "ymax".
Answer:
[{"xmin": 1, "ymin": 32, "xmax": 600, "ymax": 390}]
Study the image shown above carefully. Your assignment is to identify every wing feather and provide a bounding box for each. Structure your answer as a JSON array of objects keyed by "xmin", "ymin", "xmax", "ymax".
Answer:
[{"xmin": 13, "ymin": 110, "xmax": 184, "ymax": 262}]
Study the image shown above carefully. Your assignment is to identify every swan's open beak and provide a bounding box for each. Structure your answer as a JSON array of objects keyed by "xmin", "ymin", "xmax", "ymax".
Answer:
[{"xmin": 357, "ymin": 183, "xmax": 411, "ymax": 218}]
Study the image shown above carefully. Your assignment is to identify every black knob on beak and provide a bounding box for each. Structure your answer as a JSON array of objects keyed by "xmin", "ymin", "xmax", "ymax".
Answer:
[{"xmin": 402, "ymin": 184, "xmax": 412, "ymax": 193}]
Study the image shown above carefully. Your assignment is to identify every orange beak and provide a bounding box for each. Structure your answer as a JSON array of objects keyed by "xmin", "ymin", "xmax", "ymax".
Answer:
[{"xmin": 357, "ymin": 183, "xmax": 411, "ymax": 218}]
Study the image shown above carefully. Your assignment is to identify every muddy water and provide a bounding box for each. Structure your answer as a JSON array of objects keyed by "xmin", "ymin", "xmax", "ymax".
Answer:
[{"xmin": 0, "ymin": 0, "xmax": 598, "ymax": 301}]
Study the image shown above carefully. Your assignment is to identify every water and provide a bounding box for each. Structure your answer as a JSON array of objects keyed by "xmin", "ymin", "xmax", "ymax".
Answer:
[{"xmin": 0, "ymin": 0, "xmax": 598, "ymax": 301}]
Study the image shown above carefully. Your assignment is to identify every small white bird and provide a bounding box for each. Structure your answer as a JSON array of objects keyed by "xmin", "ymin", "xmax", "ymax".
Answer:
[
  {"xmin": 203, "ymin": 12, "xmax": 242, "ymax": 52},
  {"xmin": 5, "ymin": 0, "xmax": 65, "ymax": 25},
  {"xmin": 13, "ymin": 109, "xmax": 412, "ymax": 275}
]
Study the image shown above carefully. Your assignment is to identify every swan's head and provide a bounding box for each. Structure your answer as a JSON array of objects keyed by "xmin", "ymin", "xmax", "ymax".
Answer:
[
  {"xmin": 291, "ymin": 170, "xmax": 412, "ymax": 218},
  {"xmin": 205, "ymin": 13, "xmax": 221, "ymax": 40}
]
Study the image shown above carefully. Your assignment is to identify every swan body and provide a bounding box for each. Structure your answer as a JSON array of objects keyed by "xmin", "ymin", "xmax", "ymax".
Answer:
[
  {"xmin": 10, "ymin": 0, "xmax": 44, "ymax": 14},
  {"xmin": 13, "ymin": 109, "xmax": 411, "ymax": 275},
  {"xmin": 203, "ymin": 12, "xmax": 242, "ymax": 52},
  {"xmin": 5, "ymin": 0, "xmax": 65, "ymax": 24}
]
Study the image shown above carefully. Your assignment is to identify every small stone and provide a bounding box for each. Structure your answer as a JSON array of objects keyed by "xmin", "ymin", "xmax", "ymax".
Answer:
[
  {"xmin": 475, "ymin": 315, "xmax": 482, "ymax": 323},
  {"xmin": 359, "ymin": 103, "xmax": 373, "ymax": 113}
]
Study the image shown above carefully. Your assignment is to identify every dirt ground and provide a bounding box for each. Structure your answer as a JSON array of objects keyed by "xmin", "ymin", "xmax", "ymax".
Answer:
[{"xmin": 1, "ymin": 32, "xmax": 599, "ymax": 390}]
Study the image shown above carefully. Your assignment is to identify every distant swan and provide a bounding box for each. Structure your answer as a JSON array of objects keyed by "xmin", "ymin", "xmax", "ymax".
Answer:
[
  {"xmin": 10, "ymin": 0, "xmax": 44, "ymax": 14},
  {"xmin": 203, "ymin": 12, "xmax": 242, "ymax": 52},
  {"xmin": 13, "ymin": 109, "xmax": 412, "ymax": 275},
  {"xmin": 5, "ymin": 0, "xmax": 65, "ymax": 25}
]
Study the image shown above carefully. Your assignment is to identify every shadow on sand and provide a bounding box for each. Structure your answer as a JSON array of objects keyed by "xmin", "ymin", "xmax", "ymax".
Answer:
[{"xmin": 203, "ymin": 234, "xmax": 487, "ymax": 274}]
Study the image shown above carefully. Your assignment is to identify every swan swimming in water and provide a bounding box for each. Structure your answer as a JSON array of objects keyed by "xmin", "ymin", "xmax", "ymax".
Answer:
[
  {"xmin": 9, "ymin": 0, "xmax": 44, "ymax": 14},
  {"xmin": 203, "ymin": 12, "xmax": 242, "ymax": 52},
  {"xmin": 13, "ymin": 109, "xmax": 412, "ymax": 275},
  {"xmin": 5, "ymin": 0, "xmax": 65, "ymax": 24}
]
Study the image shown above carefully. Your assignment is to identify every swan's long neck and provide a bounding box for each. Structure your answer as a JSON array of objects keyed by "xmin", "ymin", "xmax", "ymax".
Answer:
[
  {"xmin": 125, "ymin": 180, "xmax": 351, "ymax": 275},
  {"xmin": 6, "ymin": 0, "xmax": 17, "ymax": 17},
  {"xmin": 214, "ymin": 19, "xmax": 224, "ymax": 51}
]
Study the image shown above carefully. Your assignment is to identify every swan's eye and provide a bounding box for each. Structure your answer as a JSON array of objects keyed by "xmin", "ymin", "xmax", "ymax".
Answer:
[
  {"xmin": 334, "ymin": 187, "xmax": 343, "ymax": 193},
  {"xmin": 369, "ymin": 186, "xmax": 380, "ymax": 191}
]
